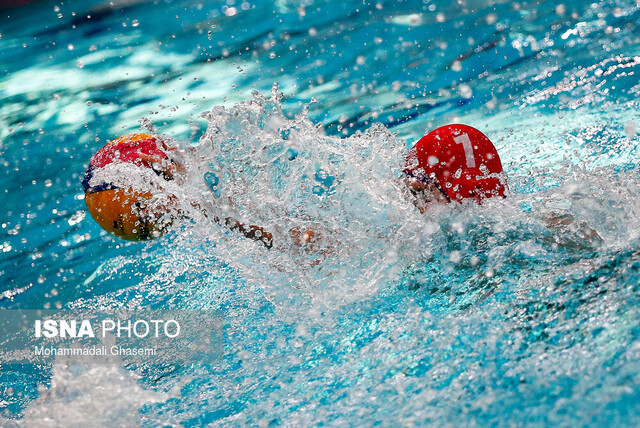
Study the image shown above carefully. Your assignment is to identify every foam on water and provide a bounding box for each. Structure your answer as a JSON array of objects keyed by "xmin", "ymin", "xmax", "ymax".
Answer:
[
  {"xmin": 11, "ymin": 84, "xmax": 640, "ymax": 424},
  {"xmin": 136, "ymin": 85, "xmax": 639, "ymax": 307},
  {"xmin": 11, "ymin": 361, "xmax": 168, "ymax": 427},
  {"xmin": 97, "ymin": 86, "xmax": 423, "ymax": 312}
]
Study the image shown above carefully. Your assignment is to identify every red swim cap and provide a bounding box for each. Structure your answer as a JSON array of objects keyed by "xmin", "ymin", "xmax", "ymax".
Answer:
[{"xmin": 404, "ymin": 124, "xmax": 507, "ymax": 203}]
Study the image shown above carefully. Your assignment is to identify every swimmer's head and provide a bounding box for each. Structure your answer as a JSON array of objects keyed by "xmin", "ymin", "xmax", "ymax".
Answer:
[{"xmin": 404, "ymin": 124, "xmax": 507, "ymax": 207}]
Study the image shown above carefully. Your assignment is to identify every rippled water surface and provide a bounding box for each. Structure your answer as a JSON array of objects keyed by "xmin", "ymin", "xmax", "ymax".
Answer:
[{"xmin": 1, "ymin": 0, "xmax": 640, "ymax": 425}]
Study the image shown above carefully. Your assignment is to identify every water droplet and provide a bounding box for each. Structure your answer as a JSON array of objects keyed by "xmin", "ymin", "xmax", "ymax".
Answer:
[
  {"xmin": 458, "ymin": 84, "xmax": 473, "ymax": 99},
  {"xmin": 286, "ymin": 148, "xmax": 298, "ymax": 161}
]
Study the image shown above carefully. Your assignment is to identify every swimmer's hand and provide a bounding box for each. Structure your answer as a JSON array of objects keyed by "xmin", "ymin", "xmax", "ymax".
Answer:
[
  {"xmin": 290, "ymin": 227, "xmax": 319, "ymax": 248},
  {"xmin": 289, "ymin": 226, "xmax": 332, "ymax": 266},
  {"xmin": 136, "ymin": 138, "xmax": 188, "ymax": 182},
  {"xmin": 543, "ymin": 212, "xmax": 603, "ymax": 249}
]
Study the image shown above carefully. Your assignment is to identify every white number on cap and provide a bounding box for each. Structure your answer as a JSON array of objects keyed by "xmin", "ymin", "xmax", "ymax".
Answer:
[{"xmin": 453, "ymin": 133, "xmax": 476, "ymax": 168}]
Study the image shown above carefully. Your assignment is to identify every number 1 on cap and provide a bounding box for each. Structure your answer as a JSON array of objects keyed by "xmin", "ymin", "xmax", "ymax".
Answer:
[{"xmin": 453, "ymin": 133, "xmax": 476, "ymax": 168}]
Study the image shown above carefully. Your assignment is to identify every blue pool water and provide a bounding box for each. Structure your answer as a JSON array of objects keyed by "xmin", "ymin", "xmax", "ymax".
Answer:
[{"xmin": 2, "ymin": 0, "xmax": 640, "ymax": 425}]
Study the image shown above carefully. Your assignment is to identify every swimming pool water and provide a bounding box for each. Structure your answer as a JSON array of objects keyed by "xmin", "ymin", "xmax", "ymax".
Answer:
[{"xmin": 1, "ymin": 0, "xmax": 640, "ymax": 425}]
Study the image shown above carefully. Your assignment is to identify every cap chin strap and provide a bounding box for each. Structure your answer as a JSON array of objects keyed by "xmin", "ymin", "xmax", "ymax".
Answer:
[{"xmin": 403, "ymin": 169, "xmax": 451, "ymax": 202}]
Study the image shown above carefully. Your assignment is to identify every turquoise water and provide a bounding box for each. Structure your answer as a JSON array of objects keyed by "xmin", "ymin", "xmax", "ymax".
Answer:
[{"xmin": 2, "ymin": 0, "xmax": 640, "ymax": 425}]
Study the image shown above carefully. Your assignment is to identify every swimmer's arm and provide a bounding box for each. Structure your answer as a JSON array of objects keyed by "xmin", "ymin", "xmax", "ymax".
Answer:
[
  {"xmin": 223, "ymin": 217, "xmax": 273, "ymax": 249},
  {"xmin": 156, "ymin": 145, "xmax": 273, "ymax": 247},
  {"xmin": 224, "ymin": 219, "xmax": 320, "ymax": 251},
  {"xmin": 226, "ymin": 221, "xmax": 325, "ymax": 252},
  {"xmin": 158, "ymin": 144, "xmax": 284, "ymax": 250}
]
